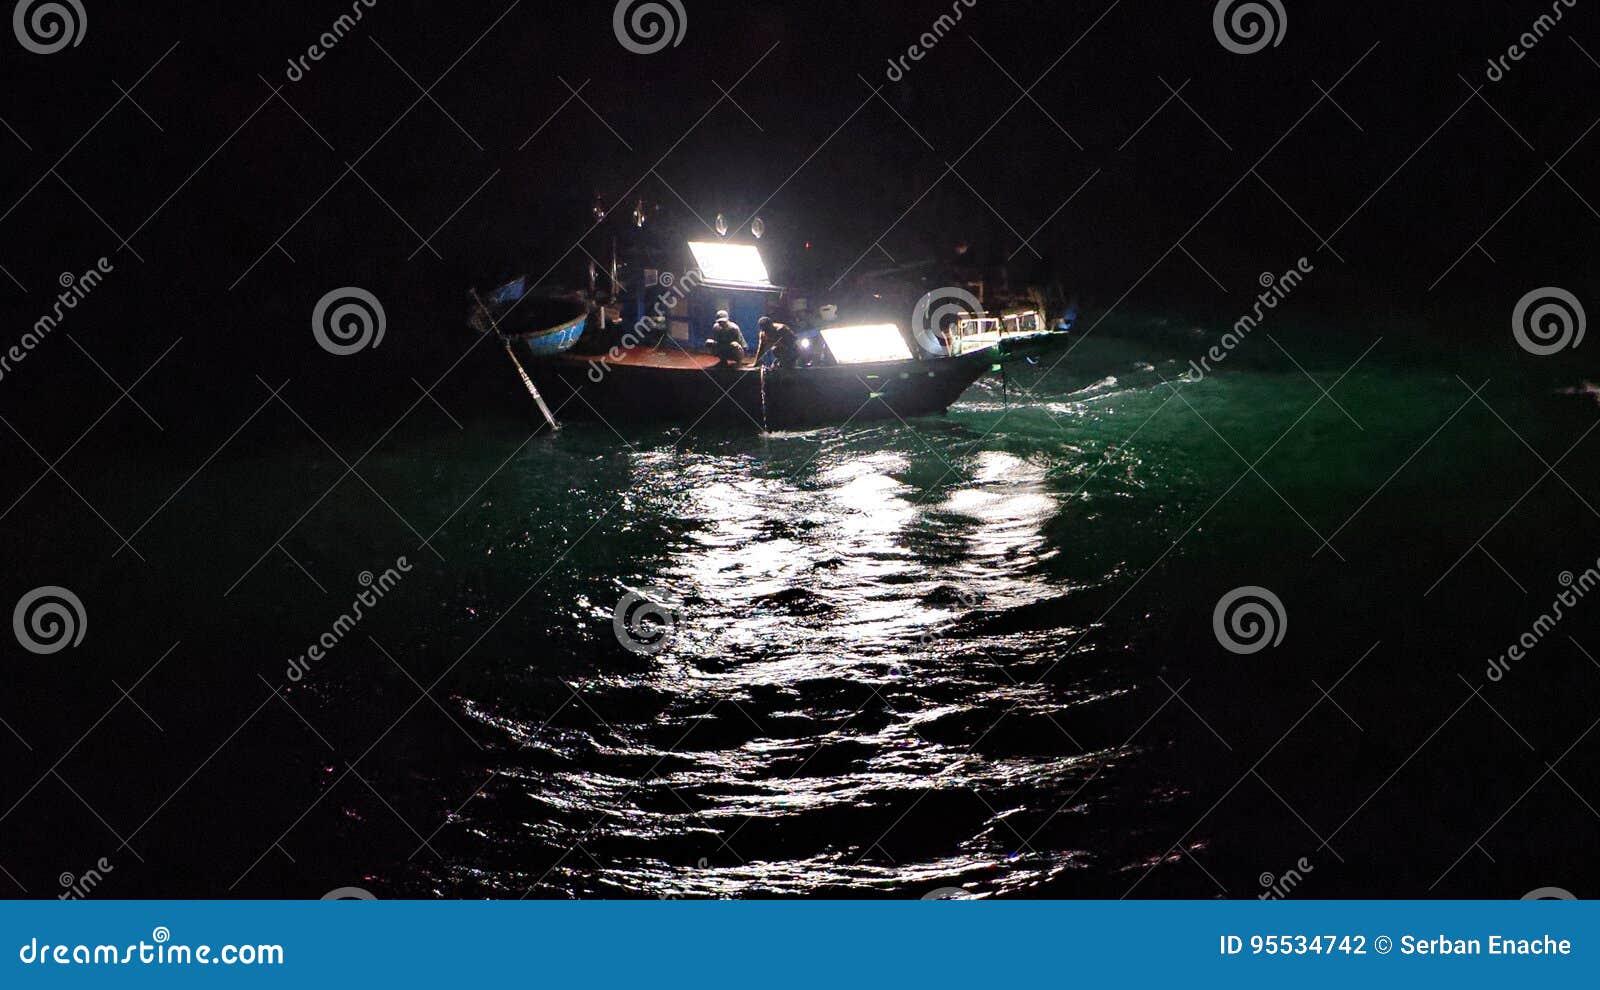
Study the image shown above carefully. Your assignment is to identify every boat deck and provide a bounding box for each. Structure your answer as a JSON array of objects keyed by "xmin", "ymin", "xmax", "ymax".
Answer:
[{"xmin": 566, "ymin": 346, "xmax": 745, "ymax": 372}]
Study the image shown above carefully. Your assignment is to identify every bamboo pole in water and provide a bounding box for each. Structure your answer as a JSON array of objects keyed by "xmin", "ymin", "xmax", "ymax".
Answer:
[{"xmin": 471, "ymin": 289, "xmax": 559, "ymax": 432}]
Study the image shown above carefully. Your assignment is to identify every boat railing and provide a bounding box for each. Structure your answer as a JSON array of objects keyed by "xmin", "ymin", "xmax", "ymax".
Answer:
[
  {"xmin": 956, "ymin": 316, "xmax": 1001, "ymax": 337},
  {"xmin": 960, "ymin": 313, "xmax": 1053, "ymax": 338}
]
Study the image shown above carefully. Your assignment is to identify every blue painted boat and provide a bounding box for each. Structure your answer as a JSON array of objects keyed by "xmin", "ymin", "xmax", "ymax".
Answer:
[
  {"xmin": 511, "ymin": 306, "xmax": 589, "ymax": 358},
  {"xmin": 468, "ymin": 277, "xmax": 591, "ymax": 359}
]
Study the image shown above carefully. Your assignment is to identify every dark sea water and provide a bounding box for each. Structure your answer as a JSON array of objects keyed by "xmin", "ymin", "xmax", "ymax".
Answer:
[{"xmin": 6, "ymin": 314, "xmax": 1600, "ymax": 900}]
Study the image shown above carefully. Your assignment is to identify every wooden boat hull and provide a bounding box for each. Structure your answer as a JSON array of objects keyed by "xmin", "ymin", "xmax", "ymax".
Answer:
[
  {"xmin": 995, "ymin": 329, "xmax": 1067, "ymax": 360},
  {"xmin": 763, "ymin": 350, "xmax": 994, "ymax": 428},
  {"xmin": 528, "ymin": 346, "xmax": 997, "ymax": 430}
]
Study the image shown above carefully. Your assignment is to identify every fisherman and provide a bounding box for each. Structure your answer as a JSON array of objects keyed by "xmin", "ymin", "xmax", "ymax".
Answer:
[
  {"xmin": 706, "ymin": 310, "xmax": 746, "ymax": 367},
  {"xmin": 755, "ymin": 316, "xmax": 799, "ymax": 368}
]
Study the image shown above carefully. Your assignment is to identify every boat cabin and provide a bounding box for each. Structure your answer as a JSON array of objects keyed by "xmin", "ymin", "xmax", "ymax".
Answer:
[
  {"xmin": 685, "ymin": 240, "xmax": 782, "ymax": 349},
  {"xmin": 630, "ymin": 240, "xmax": 783, "ymax": 350}
]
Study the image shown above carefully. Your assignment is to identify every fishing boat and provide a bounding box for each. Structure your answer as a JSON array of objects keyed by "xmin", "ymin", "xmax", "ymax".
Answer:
[{"xmin": 472, "ymin": 224, "xmax": 997, "ymax": 431}]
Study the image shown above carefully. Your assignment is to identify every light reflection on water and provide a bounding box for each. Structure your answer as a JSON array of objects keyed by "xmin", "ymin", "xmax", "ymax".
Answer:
[
  {"xmin": 377, "ymin": 334, "xmax": 1487, "ymax": 899},
  {"xmin": 427, "ymin": 389, "xmax": 1132, "ymax": 898}
]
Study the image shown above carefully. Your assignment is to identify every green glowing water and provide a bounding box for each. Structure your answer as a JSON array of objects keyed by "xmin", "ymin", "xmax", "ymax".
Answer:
[{"xmin": 13, "ymin": 312, "xmax": 1600, "ymax": 898}]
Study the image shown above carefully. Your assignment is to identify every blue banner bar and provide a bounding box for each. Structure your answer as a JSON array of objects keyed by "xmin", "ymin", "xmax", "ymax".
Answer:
[{"xmin": 2, "ymin": 901, "xmax": 1592, "ymax": 986}]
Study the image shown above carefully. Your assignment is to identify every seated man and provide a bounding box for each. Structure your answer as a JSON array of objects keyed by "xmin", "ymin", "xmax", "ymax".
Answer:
[
  {"xmin": 705, "ymin": 310, "xmax": 746, "ymax": 367},
  {"xmin": 756, "ymin": 316, "xmax": 799, "ymax": 368}
]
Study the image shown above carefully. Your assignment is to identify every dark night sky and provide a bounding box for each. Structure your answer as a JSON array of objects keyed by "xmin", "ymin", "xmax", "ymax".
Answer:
[{"xmin": 0, "ymin": 0, "xmax": 1597, "ymax": 435}]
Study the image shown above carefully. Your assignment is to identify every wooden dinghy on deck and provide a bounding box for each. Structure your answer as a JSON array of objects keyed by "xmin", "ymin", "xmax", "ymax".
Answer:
[
  {"xmin": 469, "ymin": 277, "xmax": 594, "ymax": 431},
  {"xmin": 468, "ymin": 278, "xmax": 592, "ymax": 359}
]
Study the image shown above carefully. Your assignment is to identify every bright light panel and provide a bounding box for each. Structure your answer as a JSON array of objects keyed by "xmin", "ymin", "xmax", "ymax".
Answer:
[
  {"xmin": 819, "ymin": 324, "xmax": 913, "ymax": 364},
  {"xmin": 688, "ymin": 241, "xmax": 771, "ymax": 286}
]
